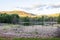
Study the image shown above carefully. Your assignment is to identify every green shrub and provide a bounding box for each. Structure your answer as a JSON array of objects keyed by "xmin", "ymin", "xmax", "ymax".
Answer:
[{"xmin": 23, "ymin": 22, "xmax": 30, "ymax": 26}]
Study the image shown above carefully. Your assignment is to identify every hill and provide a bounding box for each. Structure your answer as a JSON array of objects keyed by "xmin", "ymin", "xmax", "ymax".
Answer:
[
  {"xmin": 0, "ymin": 10, "xmax": 60, "ymax": 17},
  {"xmin": 47, "ymin": 13, "xmax": 60, "ymax": 17},
  {"xmin": 0, "ymin": 10, "xmax": 37, "ymax": 17}
]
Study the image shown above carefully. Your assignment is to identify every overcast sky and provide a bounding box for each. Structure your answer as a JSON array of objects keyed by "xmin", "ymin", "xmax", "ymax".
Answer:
[{"xmin": 0, "ymin": 0, "xmax": 60, "ymax": 15}]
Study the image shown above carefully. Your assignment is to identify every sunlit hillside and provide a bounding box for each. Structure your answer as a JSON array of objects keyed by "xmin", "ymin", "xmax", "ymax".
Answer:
[
  {"xmin": 47, "ymin": 13, "xmax": 60, "ymax": 17},
  {"xmin": 36, "ymin": 13, "xmax": 60, "ymax": 18},
  {"xmin": 0, "ymin": 10, "xmax": 60, "ymax": 17},
  {"xmin": 0, "ymin": 10, "xmax": 37, "ymax": 17}
]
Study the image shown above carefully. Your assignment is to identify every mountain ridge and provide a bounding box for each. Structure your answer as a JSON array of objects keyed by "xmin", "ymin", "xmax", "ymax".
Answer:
[
  {"xmin": 0, "ymin": 10, "xmax": 60, "ymax": 17},
  {"xmin": 0, "ymin": 10, "xmax": 37, "ymax": 17}
]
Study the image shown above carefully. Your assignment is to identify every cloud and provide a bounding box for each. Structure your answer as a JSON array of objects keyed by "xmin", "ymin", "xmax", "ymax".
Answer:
[
  {"xmin": 16, "ymin": 4, "xmax": 47, "ymax": 11},
  {"xmin": 51, "ymin": 5, "xmax": 60, "ymax": 8},
  {"xmin": 33, "ymin": 4, "xmax": 46, "ymax": 8},
  {"xmin": 32, "ymin": 4, "xmax": 60, "ymax": 10},
  {"xmin": 15, "ymin": 4, "xmax": 60, "ymax": 15},
  {"xmin": 46, "ymin": 5, "xmax": 60, "ymax": 9}
]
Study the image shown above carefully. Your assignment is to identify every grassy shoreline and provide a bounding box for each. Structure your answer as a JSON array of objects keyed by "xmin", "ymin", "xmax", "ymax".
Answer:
[{"xmin": 0, "ymin": 37, "xmax": 60, "ymax": 40}]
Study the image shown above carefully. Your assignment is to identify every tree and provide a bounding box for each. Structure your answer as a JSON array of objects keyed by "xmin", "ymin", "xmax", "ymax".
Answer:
[
  {"xmin": 57, "ymin": 14, "xmax": 60, "ymax": 24},
  {"xmin": 41, "ymin": 16, "xmax": 45, "ymax": 25},
  {"xmin": 22, "ymin": 16, "xmax": 30, "ymax": 26},
  {"xmin": 11, "ymin": 14, "xmax": 20, "ymax": 24}
]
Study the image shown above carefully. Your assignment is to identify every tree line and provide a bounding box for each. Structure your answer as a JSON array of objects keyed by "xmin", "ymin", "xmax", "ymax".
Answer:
[
  {"xmin": 0, "ymin": 13, "xmax": 19, "ymax": 24},
  {"xmin": 0, "ymin": 13, "xmax": 60, "ymax": 25}
]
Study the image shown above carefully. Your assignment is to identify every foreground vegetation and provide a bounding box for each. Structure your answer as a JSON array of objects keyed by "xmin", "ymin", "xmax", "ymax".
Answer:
[{"xmin": 0, "ymin": 37, "xmax": 60, "ymax": 40}]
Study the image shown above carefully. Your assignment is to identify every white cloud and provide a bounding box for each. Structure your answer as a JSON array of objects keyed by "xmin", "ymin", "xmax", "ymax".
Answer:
[{"xmin": 20, "ymin": 4, "xmax": 60, "ymax": 15}]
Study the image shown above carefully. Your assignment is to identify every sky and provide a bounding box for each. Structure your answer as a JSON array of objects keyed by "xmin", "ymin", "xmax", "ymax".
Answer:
[{"xmin": 0, "ymin": 0, "xmax": 60, "ymax": 15}]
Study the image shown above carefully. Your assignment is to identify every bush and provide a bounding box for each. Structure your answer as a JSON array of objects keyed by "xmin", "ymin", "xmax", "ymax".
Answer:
[{"xmin": 23, "ymin": 22, "xmax": 30, "ymax": 26}]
